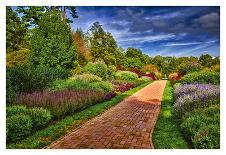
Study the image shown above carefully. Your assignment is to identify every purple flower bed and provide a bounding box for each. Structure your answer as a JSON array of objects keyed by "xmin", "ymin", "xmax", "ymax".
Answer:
[
  {"xmin": 104, "ymin": 92, "xmax": 117, "ymax": 100},
  {"xmin": 174, "ymin": 84, "xmax": 220, "ymax": 116},
  {"xmin": 16, "ymin": 89, "xmax": 105, "ymax": 118}
]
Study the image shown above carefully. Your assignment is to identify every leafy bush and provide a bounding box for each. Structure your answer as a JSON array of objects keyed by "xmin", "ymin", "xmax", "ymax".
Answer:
[
  {"xmin": 210, "ymin": 64, "xmax": 220, "ymax": 72},
  {"xmin": 177, "ymin": 62, "xmax": 202, "ymax": 76},
  {"xmin": 70, "ymin": 73, "xmax": 102, "ymax": 83},
  {"xmin": 49, "ymin": 78, "xmax": 113, "ymax": 93},
  {"xmin": 123, "ymin": 57, "xmax": 143, "ymax": 69},
  {"xmin": 7, "ymin": 114, "xmax": 33, "ymax": 142},
  {"xmin": 203, "ymin": 65, "xmax": 220, "ymax": 73},
  {"xmin": 48, "ymin": 79, "xmax": 86, "ymax": 91},
  {"xmin": 114, "ymin": 71, "xmax": 138, "ymax": 81},
  {"xmin": 144, "ymin": 73, "xmax": 157, "ymax": 80},
  {"xmin": 142, "ymin": 64, "xmax": 161, "ymax": 79},
  {"xmin": 88, "ymin": 81, "xmax": 113, "ymax": 93},
  {"xmin": 181, "ymin": 106, "xmax": 220, "ymax": 149},
  {"xmin": 6, "ymin": 105, "xmax": 28, "ymax": 117},
  {"xmin": 16, "ymin": 89, "xmax": 105, "ymax": 118},
  {"xmin": 28, "ymin": 107, "xmax": 52, "ymax": 129},
  {"xmin": 6, "ymin": 48, "xmax": 30, "ymax": 68},
  {"xmin": 107, "ymin": 65, "xmax": 117, "ymax": 79},
  {"xmin": 128, "ymin": 67, "xmax": 143, "ymax": 77},
  {"xmin": 6, "ymin": 77, "xmax": 16, "ymax": 104},
  {"xmin": 84, "ymin": 62, "xmax": 108, "ymax": 80},
  {"xmin": 174, "ymin": 84, "xmax": 220, "ymax": 117},
  {"xmin": 168, "ymin": 72, "xmax": 181, "ymax": 83},
  {"xmin": 7, "ymin": 66, "xmax": 69, "ymax": 93},
  {"xmin": 141, "ymin": 76, "xmax": 152, "ymax": 82},
  {"xmin": 111, "ymin": 80, "xmax": 135, "ymax": 93},
  {"xmin": 180, "ymin": 71, "xmax": 220, "ymax": 85},
  {"xmin": 70, "ymin": 65, "xmax": 85, "ymax": 75}
]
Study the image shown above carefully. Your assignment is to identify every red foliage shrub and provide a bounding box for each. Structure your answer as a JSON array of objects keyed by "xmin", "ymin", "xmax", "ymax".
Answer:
[
  {"xmin": 128, "ymin": 67, "xmax": 144, "ymax": 77},
  {"xmin": 168, "ymin": 73, "xmax": 181, "ymax": 82},
  {"xmin": 116, "ymin": 64, "xmax": 126, "ymax": 71},
  {"xmin": 144, "ymin": 73, "xmax": 157, "ymax": 80},
  {"xmin": 111, "ymin": 80, "xmax": 135, "ymax": 93}
]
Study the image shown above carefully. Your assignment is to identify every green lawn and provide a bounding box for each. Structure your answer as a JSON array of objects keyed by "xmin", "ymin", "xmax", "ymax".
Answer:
[
  {"xmin": 7, "ymin": 82, "xmax": 151, "ymax": 149},
  {"xmin": 152, "ymin": 81, "xmax": 188, "ymax": 149}
]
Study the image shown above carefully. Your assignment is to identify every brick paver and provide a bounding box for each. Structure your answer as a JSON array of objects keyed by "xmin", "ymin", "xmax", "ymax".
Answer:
[{"xmin": 48, "ymin": 80, "xmax": 167, "ymax": 149}]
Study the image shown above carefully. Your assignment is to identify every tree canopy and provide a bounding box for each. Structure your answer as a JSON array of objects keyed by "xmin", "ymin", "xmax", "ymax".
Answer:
[{"xmin": 30, "ymin": 10, "xmax": 77, "ymax": 70}]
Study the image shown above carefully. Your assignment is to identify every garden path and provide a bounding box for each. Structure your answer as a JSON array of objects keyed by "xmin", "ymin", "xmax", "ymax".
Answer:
[{"xmin": 48, "ymin": 80, "xmax": 167, "ymax": 149}]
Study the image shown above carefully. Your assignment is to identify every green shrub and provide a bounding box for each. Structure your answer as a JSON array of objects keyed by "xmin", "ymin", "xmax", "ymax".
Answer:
[
  {"xmin": 177, "ymin": 62, "xmax": 202, "ymax": 76},
  {"xmin": 114, "ymin": 71, "xmax": 138, "ymax": 81},
  {"xmin": 180, "ymin": 105, "xmax": 220, "ymax": 149},
  {"xmin": 84, "ymin": 62, "xmax": 108, "ymax": 80},
  {"xmin": 193, "ymin": 124, "xmax": 220, "ymax": 149},
  {"xmin": 28, "ymin": 107, "xmax": 52, "ymax": 129},
  {"xmin": 6, "ymin": 77, "xmax": 16, "ymax": 104},
  {"xmin": 6, "ymin": 114, "xmax": 33, "ymax": 142},
  {"xmin": 140, "ymin": 76, "xmax": 152, "ymax": 82},
  {"xmin": 70, "ymin": 73, "xmax": 102, "ymax": 83},
  {"xmin": 49, "ymin": 78, "xmax": 113, "ymax": 93},
  {"xmin": 180, "ymin": 71, "xmax": 220, "ymax": 85},
  {"xmin": 107, "ymin": 65, "xmax": 117, "ymax": 79},
  {"xmin": 88, "ymin": 81, "xmax": 113, "ymax": 93},
  {"xmin": 7, "ymin": 66, "xmax": 69, "ymax": 93},
  {"xmin": 70, "ymin": 65, "xmax": 85, "ymax": 75},
  {"xmin": 48, "ymin": 79, "xmax": 88, "ymax": 91},
  {"xmin": 6, "ymin": 105, "xmax": 28, "ymax": 117}
]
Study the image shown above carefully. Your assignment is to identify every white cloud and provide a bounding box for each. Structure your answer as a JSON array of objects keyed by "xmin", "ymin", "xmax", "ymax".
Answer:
[
  {"xmin": 118, "ymin": 34, "xmax": 176, "ymax": 43},
  {"xmin": 164, "ymin": 42, "xmax": 201, "ymax": 47}
]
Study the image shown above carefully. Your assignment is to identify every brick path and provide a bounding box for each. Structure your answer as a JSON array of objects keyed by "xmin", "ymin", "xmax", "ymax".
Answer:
[{"xmin": 48, "ymin": 80, "xmax": 167, "ymax": 149}]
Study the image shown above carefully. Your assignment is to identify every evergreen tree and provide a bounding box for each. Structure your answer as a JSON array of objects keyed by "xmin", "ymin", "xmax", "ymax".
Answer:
[
  {"xmin": 30, "ymin": 10, "xmax": 77, "ymax": 69},
  {"xmin": 17, "ymin": 6, "xmax": 78, "ymax": 27},
  {"xmin": 6, "ymin": 7, "xmax": 27, "ymax": 53}
]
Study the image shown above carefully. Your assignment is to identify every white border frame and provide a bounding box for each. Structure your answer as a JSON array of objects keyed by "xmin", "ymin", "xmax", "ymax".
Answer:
[{"xmin": 0, "ymin": 1, "xmax": 225, "ymax": 155}]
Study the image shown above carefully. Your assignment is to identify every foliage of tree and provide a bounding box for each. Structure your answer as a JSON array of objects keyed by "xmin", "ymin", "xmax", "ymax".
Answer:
[
  {"xmin": 30, "ymin": 10, "xmax": 77, "ymax": 70},
  {"xmin": 89, "ymin": 22, "xmax": 118, "ymax": 65},
  {"xmin": 17, "ymin": 6, "xmax": 79, "ymax": 27},
  {"xmin": 125, "ymin": 48, "xmax": 149, "ymax": 67},
  {"xmin": 199, "ymin": 54, "xmax": 213, "ymax": 67},
  {"xmin": 6, "ymin": 7, "xmax": 27, "ymax": 53},
  {"xmin": 177, "ymin": 61, "xmax": 202, "ymax": 76},
  {"xmin": 6, "ymin": 48, "xmax": 30, "ymax": 67},
  {"xmin": 123, "ymin": 57, "xmax": 143, "ymax": 69},
  {"xmin": 73, "ymin": 29, "xmax": 91, "ymax": 66}
]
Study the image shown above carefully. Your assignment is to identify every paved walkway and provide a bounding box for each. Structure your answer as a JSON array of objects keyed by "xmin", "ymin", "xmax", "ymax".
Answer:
[{"xmin": 48, "ymin": 80, "xmax": 167, "ymax": 149}]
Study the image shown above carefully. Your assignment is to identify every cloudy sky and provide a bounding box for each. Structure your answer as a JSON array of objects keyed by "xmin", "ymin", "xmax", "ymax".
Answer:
[{"xmin": 69, "ymin": 6, "xmax": 220, "ymax": 57}]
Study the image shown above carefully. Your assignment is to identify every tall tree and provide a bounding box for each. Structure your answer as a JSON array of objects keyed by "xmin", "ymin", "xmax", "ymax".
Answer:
[
  {"xmin": 199, "ymin": 54, "xmax": 213, "ymax": 67},
  {"xmin": 30, "ymin": 10, "xmax": 77, "ymax": 69},
  {"xmin": 17, "ymin": 6, "xmax": 78, "ymax": 27},
  {"xmin": 6, "ymin": 7, "xmax": 27, "ymax": 53},
  {"xmin": 89, "ymin": 22, "xmax": 118, "ymax": 65},
  {"xmin": 72, "ymin": 29, "xmax": 91, "ymax": 66}
]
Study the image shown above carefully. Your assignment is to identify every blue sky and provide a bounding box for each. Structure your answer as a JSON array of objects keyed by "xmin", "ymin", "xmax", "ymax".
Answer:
[{"xmin": 69, "ymin": 6, "xmax": 220, "ymax": 57}]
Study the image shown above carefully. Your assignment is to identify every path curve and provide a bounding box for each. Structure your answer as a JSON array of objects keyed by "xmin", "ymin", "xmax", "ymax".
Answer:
[{"xmin": 48, "ymin": 80, "xmax": 167, "ymax": 149}]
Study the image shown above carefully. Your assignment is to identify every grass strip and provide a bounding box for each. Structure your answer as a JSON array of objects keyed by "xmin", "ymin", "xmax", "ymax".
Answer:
[
  {"xmin": 152, "ymin": 81, "xmax": 188, "ymax": 149},
  {"xmin": 7, "ymin": 82, "xmax": 151, "ymax": 149}
]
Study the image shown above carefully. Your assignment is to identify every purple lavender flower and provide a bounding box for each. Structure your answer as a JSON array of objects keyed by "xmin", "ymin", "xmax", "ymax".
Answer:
[{"xmin": 174, "ymin": 83, "xmax": 220, "ymax": 116}]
